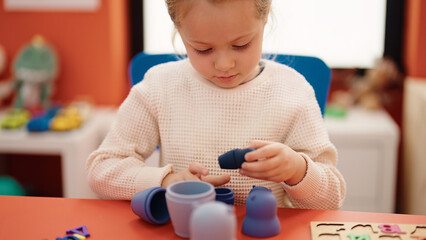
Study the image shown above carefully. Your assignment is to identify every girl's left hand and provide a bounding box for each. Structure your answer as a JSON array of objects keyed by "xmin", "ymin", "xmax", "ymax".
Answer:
[{"xmin": 239, "ymin": 140, "xmax": 307, "ymax": 185}]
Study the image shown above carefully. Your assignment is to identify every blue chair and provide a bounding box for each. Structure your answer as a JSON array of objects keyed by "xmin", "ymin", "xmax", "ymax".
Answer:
[{"xmin": 129, "ymin": 52, "xmax": 331, "ymax": 115}]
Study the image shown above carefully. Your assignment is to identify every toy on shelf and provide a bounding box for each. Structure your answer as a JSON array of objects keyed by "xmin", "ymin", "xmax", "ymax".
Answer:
[
  {"xmin": 1, "ymin": 108, "xmax": 31, "ymax": 129},
  {"xmin": 325, "ymin": 90, "xmax": 352, "ymax": 118},
  {"xmin": 218, "ymin": 148, "xmax": 255, "ymax": 169},
  {"xmin": 351, "ymin": 58, "xmax": 402, "ymax": 110},
  {"xmin": 26, "ymin": 106, "xmax": 60, "ymax": 131},
  {"xmin": 50, "ymin": 100, "xmax": 91, "ymax": 131},
  {"xmin": 0, "ymin": 35, "xmax": 58, "ymax": 111},
  {"xmin": 326, "ymin": 57, "xmax": 402, "ymax": 118},
  {"xmin": 242, "ymin": 185, "xmax": 281, "ymax": 237},
  {"xmin": 0, "ymin": 175, "xmax": 25, "ymax": 196},
  {"xmin": 25, "ymin": 100, "xmax": 91, "ymax": 132},
  {"xmin": 50, "ymin": 106, "xmax": 83, "ymax": 131}
]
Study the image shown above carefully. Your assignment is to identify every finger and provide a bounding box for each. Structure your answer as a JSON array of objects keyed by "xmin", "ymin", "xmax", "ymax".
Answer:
[
  {"xmin": 245, "ymin": 142, "xmax": 278, "ymax": 162},
  {"xmin": 185, "ymin": 175, "xmax": 202, "ymax": 182},
  {"xmin": 175, "ymin": 170, "xmax": 201, "ymax": 182},
  {"xmin": 239, "ymin": 168, "xmax": 268, "ymax": 180},
  {"xmin": 239, "ymin": 167, "xmax": 284, "ymax": 182},
  {"xmin": 246, "ymin": 139, "xmax": 271, "ymax": 149},
  {"xmin": 163, "ymin": 171, "xmax": 200, "ymax": 188},
  {"xmin": 242, "ymin": 141, "xmax": 266, "ymax": 162},
  {"xmin": 201, "ymin": 174, "xmax": 231, "ymax": 186},
  {"xmin": 188, "ymin": 162, "xmax": 209, "ymax": 177},
  {"xmin": 182, "ymin": 170, "xmax": 203, "ymax": 181},
  {"xmin": 241, "ymin": 157, "xmax": 278, "ymax": 172}
]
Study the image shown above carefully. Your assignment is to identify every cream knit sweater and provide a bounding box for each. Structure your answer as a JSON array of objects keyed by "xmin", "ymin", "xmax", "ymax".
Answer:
[{"xmin": 86, "ymin": 59, "xmax": 346, "ymax": 209}]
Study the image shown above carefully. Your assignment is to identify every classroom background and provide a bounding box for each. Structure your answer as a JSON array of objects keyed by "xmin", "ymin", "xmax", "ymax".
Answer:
[{"xmin": 0, "ymin": 0, "xmax": 425, "ymax": 216}]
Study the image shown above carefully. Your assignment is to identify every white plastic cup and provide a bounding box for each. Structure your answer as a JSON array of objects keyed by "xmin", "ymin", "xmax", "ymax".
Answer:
[
  {"xmin": 190, "ymin": 201, "xmax": 236, "ymax": 240},
  {"xmin": 166, "ymin": 181, "xmax": 215, "ymax": 238}
]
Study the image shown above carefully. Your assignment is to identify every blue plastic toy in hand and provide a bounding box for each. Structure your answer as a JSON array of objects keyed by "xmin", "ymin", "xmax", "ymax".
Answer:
[
  {"xmin": 218, "ymin": 148, "xmax": 255, "ymax": 169},
  {"xmin": 242, "ymin": 186, "xmax": 281, "ymax": 237}
]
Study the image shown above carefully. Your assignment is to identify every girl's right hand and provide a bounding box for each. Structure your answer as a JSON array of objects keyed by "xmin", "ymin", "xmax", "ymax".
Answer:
[{"xmin": 161, "ymin": 162, "xmax": 231, "ymax": 188}]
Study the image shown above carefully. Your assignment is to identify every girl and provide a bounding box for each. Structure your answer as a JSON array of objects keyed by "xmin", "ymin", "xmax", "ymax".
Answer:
[{"xmin": 86, "ymin": 0, "xmax": 346, "ymax": 209}]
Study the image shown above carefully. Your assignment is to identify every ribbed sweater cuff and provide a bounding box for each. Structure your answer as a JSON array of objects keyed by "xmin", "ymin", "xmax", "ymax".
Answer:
[
  {"xmin": 281, "ymin": 152, "xmax": 323, "ymax": 200},
  {"xmin": 134, "ymin": 164, "xmax": 173, "ymax": 192}
]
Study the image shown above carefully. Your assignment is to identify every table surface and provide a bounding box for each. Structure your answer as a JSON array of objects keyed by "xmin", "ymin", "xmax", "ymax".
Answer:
[{"xmin": 0, "ymin": 196, "xmax": 425, "ymax": 239}]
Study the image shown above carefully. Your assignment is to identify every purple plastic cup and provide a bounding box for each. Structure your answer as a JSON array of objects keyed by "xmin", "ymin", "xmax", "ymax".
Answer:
[{"xmin": 166, "ymin": 181, "xmax": 215, "ymax": 238}]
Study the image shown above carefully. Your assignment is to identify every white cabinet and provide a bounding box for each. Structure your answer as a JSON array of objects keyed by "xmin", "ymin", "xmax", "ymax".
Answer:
[
  {"xmin": 0, "ymin": 108, "xmax": 116, "ymax": 198},
  {"xmin": 325, "ymin": 107, "xmax": 400, "ymax": 213}
]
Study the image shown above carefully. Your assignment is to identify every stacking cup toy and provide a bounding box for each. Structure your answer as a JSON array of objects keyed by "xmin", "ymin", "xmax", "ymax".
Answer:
[
  {"xmin": 215, "ymin": 187, "xmax": 235, "ymax": 205},
  {"xmin": 131, "ymin": 187, "xmax": 170, "ymax": 225},
  {"xmin": 218, "ymin": 148, "xmax": 256, "ymax": 169},
  {"xmin": 242, "ymin": 186, "xmax": 281, "ymax": 237},
  {"xmin": 166, "ymin": 181, "xmax": 215, "ymax": 238},
  {"xmin": 190, "ymin": 201, "xmax": 236, "ymax": 240}
]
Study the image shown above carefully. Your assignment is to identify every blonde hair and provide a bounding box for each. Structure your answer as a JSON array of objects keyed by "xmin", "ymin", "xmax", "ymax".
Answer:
[{"xmin": 165, "ymin": 0, "xmax": 272, "ymax": 27}]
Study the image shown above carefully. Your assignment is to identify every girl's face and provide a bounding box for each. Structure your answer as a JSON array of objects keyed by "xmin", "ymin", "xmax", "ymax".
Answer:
[{"xmin": 178, "ymin": 0, "xmax": 267, "ymax": 89}]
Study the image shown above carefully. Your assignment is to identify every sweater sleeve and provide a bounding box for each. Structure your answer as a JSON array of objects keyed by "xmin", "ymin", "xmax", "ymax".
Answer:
[
  {"xmin": 281, "ymin": 88, "xmax": 346, "ymax": 210},
  {"xmin": 86, "ymin": 84, "xmax": 172, "ymax": 200}
]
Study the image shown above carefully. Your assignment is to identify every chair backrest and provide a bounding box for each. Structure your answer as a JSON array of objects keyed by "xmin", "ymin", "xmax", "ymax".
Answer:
[{"xmin": 129, "ymin": 52, "xmax": 331, "ymax": 115}]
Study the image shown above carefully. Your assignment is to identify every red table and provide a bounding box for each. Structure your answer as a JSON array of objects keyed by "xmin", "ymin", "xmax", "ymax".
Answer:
[{"xmin": 0, "ymin": 196, "xmax": 425, "ymax": 239}]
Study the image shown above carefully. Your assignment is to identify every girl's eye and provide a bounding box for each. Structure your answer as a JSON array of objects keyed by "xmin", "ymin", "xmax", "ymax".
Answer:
[
  {"xmin": 194, "ymin": 48, "xmax": 212, "ymax": 55},
  {"xmin": 233, "ymin": 42, "xmax": 251, "ymax": 50}
]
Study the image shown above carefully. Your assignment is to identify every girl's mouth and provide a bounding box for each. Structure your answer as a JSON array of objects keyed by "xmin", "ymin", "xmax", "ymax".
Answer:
[{"xmin": 217, "ymin": 74, "xmax": 238, "ymax": 82}]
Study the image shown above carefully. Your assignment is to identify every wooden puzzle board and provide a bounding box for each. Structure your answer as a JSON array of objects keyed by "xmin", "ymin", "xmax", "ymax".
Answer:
[{"xmin": 310, "ymin": 221, "xmax": 426, "ymax": 240}]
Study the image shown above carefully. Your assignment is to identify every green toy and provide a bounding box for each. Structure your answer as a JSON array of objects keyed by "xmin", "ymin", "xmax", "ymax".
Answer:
[
  {"xmin": 0, "ymin": 35, "xmax": 58, "ymax": 110},
  {"xmin": 1, "ymin": 108, "xmax": 31, "ymax": 129},
  {"xmin": 0, "ymin": 175, "xmax": 25, "ymax": 196}
]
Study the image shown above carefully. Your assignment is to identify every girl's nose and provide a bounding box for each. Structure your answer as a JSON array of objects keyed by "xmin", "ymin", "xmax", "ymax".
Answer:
[{"xmin": 214, "ymin": 53, "xmax": 235, "ymax": 72}]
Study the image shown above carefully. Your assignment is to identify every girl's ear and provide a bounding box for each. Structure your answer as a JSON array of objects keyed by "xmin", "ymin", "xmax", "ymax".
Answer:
[
  {"xmin": 263, "ymin": 8, "xmax": 271, "ymax": 25},
  {"xmin": 262, "ymin": 16, "xmax": 268, "ymax": 26}
]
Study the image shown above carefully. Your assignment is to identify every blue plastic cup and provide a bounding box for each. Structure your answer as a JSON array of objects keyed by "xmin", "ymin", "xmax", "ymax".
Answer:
[
  {"xmin": 215, "ymin": 187, "xmax": 235, "ymax": 205},
  {"xmin": 131, "ymin": 187, "xmax": 170, "ymax": 225}
]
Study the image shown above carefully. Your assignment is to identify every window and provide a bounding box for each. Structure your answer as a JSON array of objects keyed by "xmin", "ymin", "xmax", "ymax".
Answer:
[{"xmin": 133, "ymin": 0, "xmax": 402, "ymax": 69}]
